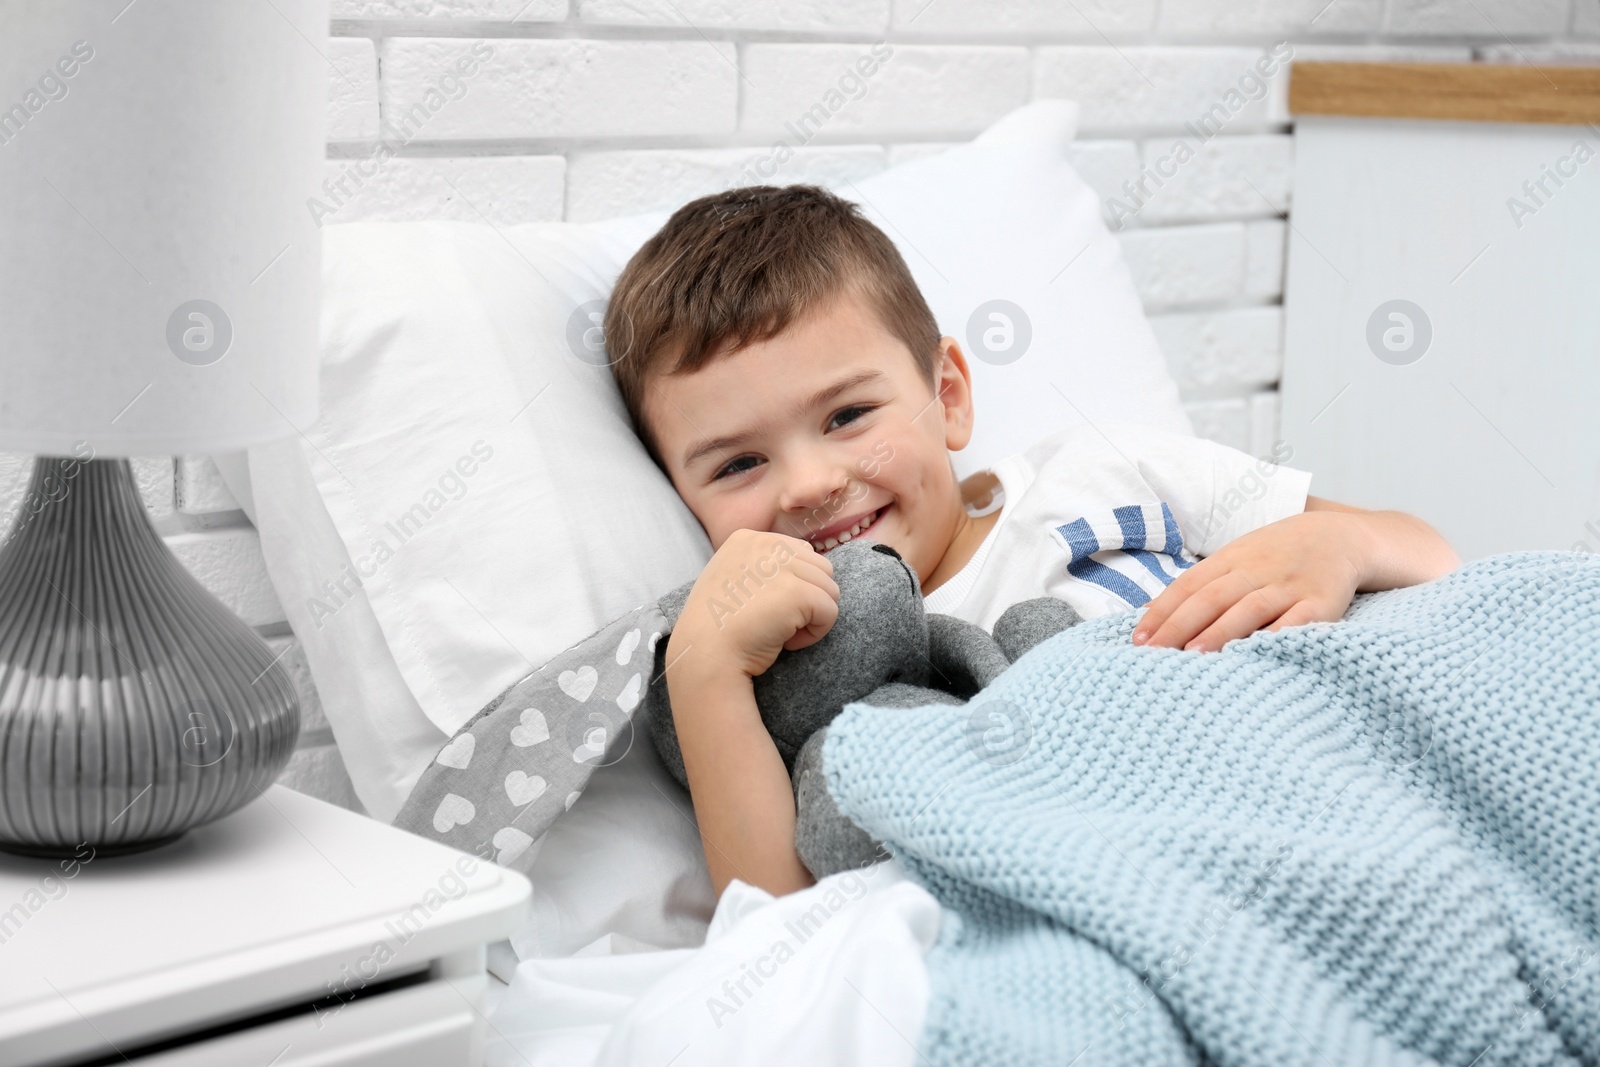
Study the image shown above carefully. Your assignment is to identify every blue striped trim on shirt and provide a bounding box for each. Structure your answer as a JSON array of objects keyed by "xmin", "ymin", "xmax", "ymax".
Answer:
[{"xmin": 1051, "ymin": 502, "xmax": 1195, "ymax": 609}]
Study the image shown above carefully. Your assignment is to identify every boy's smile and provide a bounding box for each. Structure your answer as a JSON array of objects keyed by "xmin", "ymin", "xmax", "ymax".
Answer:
[{"xmin": 641, "ymin": 286, "xmax": 994, "ymax": 596}]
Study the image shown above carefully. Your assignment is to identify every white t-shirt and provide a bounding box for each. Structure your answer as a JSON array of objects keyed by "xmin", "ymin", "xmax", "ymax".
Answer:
[{"xmin": 922, "ymin": 421, "xmax": 1314, "ymax": 633}]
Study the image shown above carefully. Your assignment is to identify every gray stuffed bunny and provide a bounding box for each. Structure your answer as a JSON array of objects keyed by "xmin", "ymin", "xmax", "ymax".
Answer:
[{"xmin": 642, "ymin": 538, "xmax": 1082, "ymax": 880}]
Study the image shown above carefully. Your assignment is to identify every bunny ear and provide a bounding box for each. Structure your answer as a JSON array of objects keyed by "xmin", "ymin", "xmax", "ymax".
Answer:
[{"xmin": 639, "ymin": 617, "xmax": 690, "ymax": 791}]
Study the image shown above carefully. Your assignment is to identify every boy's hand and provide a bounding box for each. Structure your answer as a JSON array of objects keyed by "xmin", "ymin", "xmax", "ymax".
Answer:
[
  {"xmin": 1133, "ymin": 511, "xmax": 1360, "ymax": 652},
  {"xmin": 669, "ymin": 529, "xmax": 841, "ymax": 682},
  {"xmin": 663, "ymin": 529, "xmax": 837, "ymax": 900},
  {"xmin": 1133, "ymin": 498, "xmax": 1459, "ymax": 653}
]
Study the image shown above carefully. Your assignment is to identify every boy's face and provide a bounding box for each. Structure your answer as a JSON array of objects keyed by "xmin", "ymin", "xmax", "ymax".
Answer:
[{"xmin": 641, "ymin": 287, "xmax": 978, "ymax": 589}]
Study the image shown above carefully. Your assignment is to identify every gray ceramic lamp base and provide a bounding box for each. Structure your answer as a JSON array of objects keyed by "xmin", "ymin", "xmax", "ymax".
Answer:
[{"xmin": 0, "ymin": 457, "xmax": 299, "ymax": 857}]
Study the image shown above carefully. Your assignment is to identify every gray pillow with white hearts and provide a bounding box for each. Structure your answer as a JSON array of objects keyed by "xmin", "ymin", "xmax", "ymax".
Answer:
[{"xmin": 392, "ymin": 604, "xmax": 668, "ymax": 870}]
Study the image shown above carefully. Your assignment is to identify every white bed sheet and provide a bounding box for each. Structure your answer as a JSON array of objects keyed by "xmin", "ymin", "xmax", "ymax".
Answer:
[{"xmin": 484, "ymin": 858, "xmax": 941, "ymax": 1067}]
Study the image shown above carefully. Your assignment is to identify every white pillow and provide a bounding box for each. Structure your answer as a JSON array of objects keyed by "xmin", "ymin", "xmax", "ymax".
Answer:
[
  {"xmin": 249, "ymin": 219, "xmax": 719, "ymax": 961},
  {"xmin": 251, "ymin": 441, "xmax": 715, "ymax": 957},
  {"xmin": 843, "ymin": 99, "xmax": 1191, "ymax": 477},
  {"xmin": 247, "ymin": 97, "xmax": 1188, "ymax": 959},
  {"xmin": 496, "ymin": 101, "xmax": 1193, "ymax": 481}
]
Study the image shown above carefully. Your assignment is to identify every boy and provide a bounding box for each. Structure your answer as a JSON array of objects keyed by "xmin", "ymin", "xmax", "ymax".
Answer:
[{"xmin": 603, "ymin": 185, "xmax": 1459, "ymax": 899}]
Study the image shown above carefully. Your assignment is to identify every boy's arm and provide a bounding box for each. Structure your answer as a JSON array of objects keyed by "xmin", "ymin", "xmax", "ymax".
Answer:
[
  {"xmin": 1135, "ymin": 495, "xmax": 1459, "ymax": 653},
  {"xmin": 1299, "ymin": 496, "xmax": 1461, "ymax": 592},
  {"xmin": 666, "ymin": 648, "xmax": 815, "ymax": 898}
]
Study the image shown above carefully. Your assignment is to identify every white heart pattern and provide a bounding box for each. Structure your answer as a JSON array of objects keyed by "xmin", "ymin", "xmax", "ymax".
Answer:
[
  {"xmin": 435, "ymin": 733, "xmax": 475, "ymax": 769},
  {"xmin": 615, "ymin": 672, "xmax": 642, "ymax": 713},
  {"xmin": 505, "ymin": 770, "xmax": 547, "ymax": 806},
  {"xmin": 573, "ymin": 724, "xmax": 608, "ymax": 764},
  {"xmin": 493, "ymin": 827, "xmax": 534, "ymax": 866},
  {"xmin": 616, "ymin": 628, "xmax": 641, "ymax": 665},
  {"xmin": 559, "ymin": 665, "xmax": 598, "ymax": 702},
  {"xmin": 510, "ymin": 707, "xmax": 549, "ymax": 747},
  {"xmin": 565, "ymin": 792, "xmax": 580, "ymax": 811},
  {"xmin": 432, "ymin": 793, "xmax": 475, "ymax": 832},
  {"xmin": 648, "ymin": 630, "xmax": 662, "ymax": 654}
]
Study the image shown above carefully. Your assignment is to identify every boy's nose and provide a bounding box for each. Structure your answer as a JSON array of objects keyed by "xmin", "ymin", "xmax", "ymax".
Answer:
[{"xmin": 782, "ymin": 474, "xmax": 856, "ymax": 530}]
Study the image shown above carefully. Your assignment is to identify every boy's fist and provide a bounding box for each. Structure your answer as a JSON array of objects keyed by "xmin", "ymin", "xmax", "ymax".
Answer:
[{"xmin": 668, "ymin": 529, "xmax": 841, "ymax": 681}]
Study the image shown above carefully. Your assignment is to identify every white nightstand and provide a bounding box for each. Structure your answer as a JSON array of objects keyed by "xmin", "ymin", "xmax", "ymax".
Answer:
[{"xmin": 0, "ymin": 785, "xmax": 531, "ymax": 1066}]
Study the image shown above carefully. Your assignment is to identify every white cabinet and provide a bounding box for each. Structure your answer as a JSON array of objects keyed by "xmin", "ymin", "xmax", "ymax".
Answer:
[
  {"xmin": 0, "ymin": 787, "xmax": 530, "ymax": 1067},
  {"xmin": 1281, "ymin": 64, "xmax": 1600, "ymax": 561}
]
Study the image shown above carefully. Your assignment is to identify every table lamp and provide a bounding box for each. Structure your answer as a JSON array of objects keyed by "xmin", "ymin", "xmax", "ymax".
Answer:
[{"xmin": 0, "ymin": 1, "xmax": 326, "ymax": 855}]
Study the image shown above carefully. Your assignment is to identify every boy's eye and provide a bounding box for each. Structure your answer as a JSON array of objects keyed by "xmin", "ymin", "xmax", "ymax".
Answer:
[
  {"xmin": 712, "ymin": 455, "xmax": 759, "ymax": 481},
  {"xmin": 709, "ymin": 406, "xmax": 876, "ymax": 482},
  {"xmin": 829, "ymin": 405, "xmax": 874, "ymax": 430}
]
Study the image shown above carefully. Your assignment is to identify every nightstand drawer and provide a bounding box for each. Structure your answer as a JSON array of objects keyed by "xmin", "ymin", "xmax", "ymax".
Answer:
[{"xmin": 108, "ymin": 970, "xmax": 487, "ymax": 1067}]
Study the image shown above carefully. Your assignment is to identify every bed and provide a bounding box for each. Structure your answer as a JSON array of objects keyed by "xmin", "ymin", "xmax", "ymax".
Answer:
[
  {"xmin": 239, "ymin": 98, "xmax": 1188, "ymax": 1062},
  {"xmin": 236, "ymin": 98, "xmax": 1600, "ymax": 1066}
]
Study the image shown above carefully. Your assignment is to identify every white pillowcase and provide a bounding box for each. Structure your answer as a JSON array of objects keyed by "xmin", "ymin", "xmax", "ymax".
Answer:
[
  {"xmin": 840, "ymin": 99, "xmax": 1192, "ymax": 477},
  {"xmin": 249, "ymin": 219, "xmax": 719, "ymax": 959},
  {"xmin": 246, "ymin": 97, "xmax": 1190, "ymax": 961}
]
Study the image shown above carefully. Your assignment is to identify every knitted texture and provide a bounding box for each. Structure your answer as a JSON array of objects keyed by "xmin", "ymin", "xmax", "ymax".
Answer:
[{"xmin": 823, "ymin": 552, "xmax": 1599, "ymax": 1067}]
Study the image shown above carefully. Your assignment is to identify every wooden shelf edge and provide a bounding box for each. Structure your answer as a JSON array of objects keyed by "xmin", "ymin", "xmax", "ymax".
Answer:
[{"xmin": 1289, "ymin": 61, "xmax": 1600, "ymax": 126}]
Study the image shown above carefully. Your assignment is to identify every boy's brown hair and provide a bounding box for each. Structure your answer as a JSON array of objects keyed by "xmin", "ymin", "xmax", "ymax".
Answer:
[{"xmin": 603, "ymin": 184, "xmax": 942, "ymax": 471}]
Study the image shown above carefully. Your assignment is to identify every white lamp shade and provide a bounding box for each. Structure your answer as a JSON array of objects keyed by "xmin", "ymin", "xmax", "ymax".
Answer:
[{"xmin": 0, "ymin": 0, "xmax": 325, "ymax": 457}]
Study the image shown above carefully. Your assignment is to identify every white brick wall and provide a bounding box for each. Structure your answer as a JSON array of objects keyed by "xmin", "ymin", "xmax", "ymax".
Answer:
[
  {"xmin": 742, "ymin": 44, "xmax": 1029, "ymax": 136},
  {"xmin": 380, "ymin": 38, "xmax": 739, "ymax": 139},
  {"xmin": 7, "ymin": 0, "xmax": 1591, "ymax": 812},
  {"xmin": 566, "ymin": 145, "xmax": 885, "ymax": 221}
]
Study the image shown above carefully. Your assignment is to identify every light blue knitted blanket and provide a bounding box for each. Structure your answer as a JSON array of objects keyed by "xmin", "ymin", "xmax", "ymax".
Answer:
[{"xmin": 823, "ymin": 552, "xmax": 1599, "ymax": 1067}]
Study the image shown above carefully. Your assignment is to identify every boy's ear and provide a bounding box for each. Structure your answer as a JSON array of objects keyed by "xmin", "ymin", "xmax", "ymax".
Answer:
[{"xmin": 934, "ymin": 336, "xmax": 977, "ymax": 452}]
